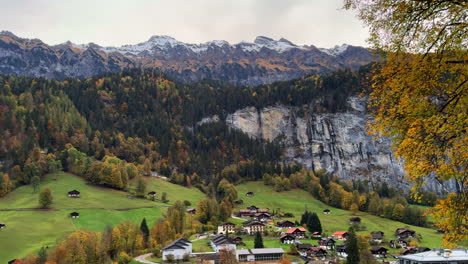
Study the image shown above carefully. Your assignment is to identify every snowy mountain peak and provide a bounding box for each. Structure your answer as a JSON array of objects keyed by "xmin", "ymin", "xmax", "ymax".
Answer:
[
  {"xmin": 319, "ymin": 44, "xmax": 350, "ymax": 56},
  {"xmin": 147, "ymin": 35, "xmax": 179, "ymax": 45},
  {"xmin": 254, "ymin": 36, "xmax": 275, "ymax": 45}
]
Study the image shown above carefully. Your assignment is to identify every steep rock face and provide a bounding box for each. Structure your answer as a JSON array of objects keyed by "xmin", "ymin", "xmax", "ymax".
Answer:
[{"xmin": 225, "ymin": 97, "xmax": 452, "ymax": 192}]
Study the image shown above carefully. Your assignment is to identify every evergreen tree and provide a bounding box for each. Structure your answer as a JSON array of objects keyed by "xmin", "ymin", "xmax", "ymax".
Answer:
[
  {"xmin": 140, "ymin": 218, "xmax": 150, "ymax": 244},
  {"xmin": 36, "ymin": 246, "xmax": 47, "ymax": 264},
  {"xmin": 31, "ymin": 176, "xmax": 40, "ymax": 193},
  {"xmin": 308, "ymin": 212, "xmax": 322, "ymax": 233},
  {"xmin": 346, "ymin": 227, "xmax": 360, "ymax": 264},
  {"xmin": 254, "ymin": 231, "xmax": 264, "ymax": 248}
]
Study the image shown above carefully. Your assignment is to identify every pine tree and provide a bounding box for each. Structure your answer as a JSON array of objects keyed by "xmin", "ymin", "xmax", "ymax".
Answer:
[
  {"xmin": 31, "ymin": 176, "xmax": 40, "ymax": 193},
  {"xmin": 307, "ymin": 212, "xmax": 322, "ymax": 233},
  {"xmin": 346, "ymin": 227, "xmax": 360, "ymax": 264},
  {"xmin": 36, "ymin": 246, "xmax": 47, "ymax": 264},
  {"xmin": 140, "ymin": 218, "xmax": 150, "ymax": 245},
  {"xmin": 254, "ymin": 231, "xmax": 264, "ymax": 248}
]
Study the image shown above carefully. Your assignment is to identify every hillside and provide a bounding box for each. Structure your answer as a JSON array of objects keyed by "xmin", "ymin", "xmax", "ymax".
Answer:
[{"xmin": 0, "ymin": 172, "xmax": 204, "ymax": 263}]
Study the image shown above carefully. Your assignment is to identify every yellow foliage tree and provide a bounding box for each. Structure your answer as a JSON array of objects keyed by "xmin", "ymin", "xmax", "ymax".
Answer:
[{"xmin": 344, "ymin": 0, "xmax": 467, "ymax": 246}]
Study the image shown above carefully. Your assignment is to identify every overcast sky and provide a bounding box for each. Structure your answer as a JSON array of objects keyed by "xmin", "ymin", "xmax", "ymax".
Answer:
[{"xmin": 0, "ymin": 0, "xmax": 369, "ymax": 48}]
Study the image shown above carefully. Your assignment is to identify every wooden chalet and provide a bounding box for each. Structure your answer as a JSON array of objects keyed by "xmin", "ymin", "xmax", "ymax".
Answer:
[
  {"xmin": 276, "ymin": 220, "xmax": 295, "ymax": 228},
  {"xmin": 395, "ymin": 228, "xmax": 416, "ymax": 238},
  {"xmin": 67, "ymin": 190, "xmax": 80, "ymax": 198},
  {"xmin": 186, "ymin": 208, "xmax": 196, "ymax": 214},
  {"xmin": 336, "ymin": 243, "xmax": 347, "ymax": 256},
  {"xmin": 307, "ymin": 247, "xmax": 328, "ymax": 258},
  {"xmin": 246, "ymin": 191, "xmax": 254, "ymax": 197},
  {"xmin": 370, "ymin": 246, "xmax": 388, "ymax": 258},
  {"xmin": 285, "ymin": 227, "xmax": 307, "ymax": 238},
  {"xmin": 323, "ymin": 209, "xmax": 331, "ymax": 214},
  {"xmin": 0, "ymin": 223, "xmax": 5, "ymax": 229},
  {"xmin": 232, "ymin": 236, "xmax": 245, "ymax": 246},
  {"xmin": 390, "ymin": 238, "xmax": 409, "ymax": 248},
  {"xmin": 370, "ymin": 231, "xmax": 384, "ymax": 243},
  {"xmin": 254, "ymin": 212, "xmax": 271, "ymax": 222},
  {"xmin": 401, "ymin": 247, "xmax": 430, "ymax": 255},
  {"xmin": 332, "ymin": 231, "xmax": 348, "ymax": 240},
  {"xmin": 297, "ymin": 243, "xmax": 313, "ymax": 256},
  {"xmin": 70, "ymin": 212, "xmax": 80, "ymax": 219},
  {"xmin": 280, "ymin": 234, "xmax": 295, "ymax": 244},
  {"xmin": 318, "ymin": 238, "xmax": 335, "ymax": 250},
  {"xmin": 147, "ymin": 191, "xmax": 156, "ymax": 197},
  {"xmin": 349, "ymin": 217, "xmax": 361, "ymax": 224}
]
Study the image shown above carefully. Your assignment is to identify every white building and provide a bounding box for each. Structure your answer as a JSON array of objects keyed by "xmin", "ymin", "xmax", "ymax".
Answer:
[
  {"xmin": 217, "ymin": 222, "xmax": 236, "ymax": 234},
  {"xmin": 398, "ymin": 248, "xmax": 468, "ymax": 264},
  {"xmin": 210, "ymin": 235, "xmax": 237, "ymax": 253},
  {"xmin": 162, "ymin": 238, "xmax": 192, "ymax": 260},
  {"xmin": 236, "ymin": 248, "xmax": 284, "ymax": 262}
]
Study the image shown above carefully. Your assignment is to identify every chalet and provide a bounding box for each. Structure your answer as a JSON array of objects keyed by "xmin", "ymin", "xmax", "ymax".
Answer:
[
  {"xmin": 67, "ymin": 190, "xmax": 80, "ymax": 198},
  {"xmin": 217, "ymin": 222, "xmax": 236, "ymax": 234},
  {"xmin": 186, "ymin": 208, "xmax": 196, "ymax": 214},
  {"xmin": 210, "ymin": 235, "xmax": 236, "ymax": 252},
  {"xmin": 370, "ymin": 246, "xmax": 388, "ymax": 258},
  {"xmin": 254, "ymin": 212, "xmax": 271, "ymax": 222},
  {"xmin": 285, "ymin": 227, "xmax": 307, "ymax": 238},
  {"xmin": 234, "ymin": 200, "xmax": 244, "ymax": 205},
  {"xmin": 297, "ymin": 243, "xmax": 313, "ymax": 256},
  {"xmin": 332, "ymin": 231, "xmax": 348, "ymax": 240},
  {"xmin": 349, "ymin": 217, "xmax": 361, "ymax": 224},
  {"xmin": 147, "ymin": 191, "xmax": 156, "ymax": 197},
  {"xmin": 398, "ymin": 248, "xmax": 468, "ymax": 264},
  {"xmin": 307, "ymin": 247, "xmax": 328, "ymax": 258},
  {"xmin": 370, "ymin": 231, "xmax": 385, "ymax": 243},
  {"xmin": 336, "ymin": 244, "xmax": 347, "ymax": 257},
  {"xmin": 236, "ymin": 248, "xmax": 284, "ymax": 263},
  {"xmin": 70, "ymin": 212, "xmax": 80, "ymax": 219},
  {"xmin": 232, "ymin": 236, "xmax": 245, "ymax": 246},
  {"xmin": 396, "ymin": 228, "xmax": 416, "ymax": 238},
  {"xmin": 323, "ymin": 209, "xmax": 331, "ymax": 214},
  {"xmin": 247, "ymin": 205, "xmax": 259, "ymax": 213},
  {"xmin": 162, "ymin": 238, "xmax": 192, "ymax": 260},
  {"xmin": 390, "ymin": 238, "xmax": 409, "ymax": 248},
  {"xmin": 276, "ymin": 220, "xmax": 295, "ymax": 228},
  {"xmin": 0, "ymin": 223, "xmax": 5, "ymax": 229},
  {"xmin": 242, "ymin": 220, "xmax": 265, "ymax": 235},
  {"xmin": 312, "ymin": 232, "xmax": 321, "ymax": 238},
  {"xmin": 279, "ymin": 234, "xmax": 295, "ymax": 244},
  {"xmin": 401, "ymin": 247, "xmax": 431, "ymax": 255},
  {"xmin": 239, "ymin": 209, "xmax": 252, "ymax": 218},
  {"xmin": 246, "ymin": 192, "xmax": 254, "ymax": 197},
  {"xmin": 318, "ymin": 238, "xmax": 335, "ymax": 250},
  {"xmin": 239, "ymin": 206, "xmax": 269, "ymax": 218}
]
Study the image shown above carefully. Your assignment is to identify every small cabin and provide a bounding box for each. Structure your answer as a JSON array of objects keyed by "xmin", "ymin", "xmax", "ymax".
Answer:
[
  {"xmin": 370, "ymin": 246, "xmax": 388, "ymax": 258},
  {"xmin": 308, "ymin": 247, "xmax": 328, "ymax": 258},
  {"xmin": 312, "ymin": 231, "xmax": 321, "ymax": 238},
  {"xmin": 336, "ymin": 244, "xmax": 347, "ymax": 256},
  {"xmin": 186, "ymin": 208, "xmax": 196, "ymax": 214},
  {"xmin": 68, "ymin": 190, "xmax": 80, "ymax": 198},
  {"xmin": 396, "ymin": 228, "xmax": 416, "ymax": 238},
  {"xmin": 370, "ymin": 231, "xmax": 384, "ymax": 243},
  {"xmin": 276, "ymin": 220, "xmax": 295, "ymax": 228},
  {"xmin": 319, "ymin": 238, "xmax": 335, "ymax": 250},
  {"xmin": 323, "ymin": 209, "xmax": 331, "ymax": 214},
  {"xmin": 147, "ymin": 191, "xmax": 156, "ymax": 197},
  {"xmin": 280, "ymin": 234, "xmax": 295, "ymax": 244},
  {"xmin": 232, "ymin": 236, "xmax": 245, "ymax": 246},
  {"xmin": 390, "ymin": 238, "xmax": 409, "ymax": 248},
  {"xmin": 0, "ymin": 223, "xmax": 5, "ymax": 229},
  {"xmin": 234, "ymin": 199, "xmax": 244, "ymax": 205},
  {"xmin": 349, "ymin": 217, "xmax": 361, "ymax": 224},
  {"xmin": 246, "ymin": 191, "xmax": 254, "ymax": 197},
  {"xmin": 70, "ymin": 212, "xmax": 80, "ymax": 219}
]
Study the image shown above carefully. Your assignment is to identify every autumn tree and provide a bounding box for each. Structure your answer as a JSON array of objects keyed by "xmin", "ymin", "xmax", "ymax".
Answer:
[
  {"xmin": 39, "ymin": 188, "xmax": 53, "ymax": 208},
  {"xmin": 344, "ymin": 0, "xmax": 467, "ymax": 246}
]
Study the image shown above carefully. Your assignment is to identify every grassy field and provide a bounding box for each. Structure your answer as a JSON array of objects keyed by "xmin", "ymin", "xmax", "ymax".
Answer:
[
  {"xmin": 235, "ymin": 182, "xmax": 445, "ymax": 249},
  {"xmin": 0, "ymin": 172, "xmax": 204, "ymax": 263}
]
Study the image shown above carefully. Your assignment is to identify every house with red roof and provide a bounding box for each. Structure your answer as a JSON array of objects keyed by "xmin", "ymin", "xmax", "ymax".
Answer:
[
  {"xmin": 285, "ymin": 227, "xmax": 307, "ymax": 238},
  {"xmin": 332, "ymin": 231, "xmax": 348, "ymax": 240}
]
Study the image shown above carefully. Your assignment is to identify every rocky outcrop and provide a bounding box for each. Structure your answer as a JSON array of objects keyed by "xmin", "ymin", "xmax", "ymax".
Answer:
[{"xmin": 224, "ymin": 97, "xmax": 452, "ymax": 192}]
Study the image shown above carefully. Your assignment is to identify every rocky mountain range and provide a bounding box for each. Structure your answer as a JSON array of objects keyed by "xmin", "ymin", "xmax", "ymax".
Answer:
[{"xmin": 0, "ymin": 31, "xmax": 374, "ymax": 85}]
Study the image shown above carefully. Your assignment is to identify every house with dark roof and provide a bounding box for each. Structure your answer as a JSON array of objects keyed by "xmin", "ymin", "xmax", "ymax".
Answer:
[
  {"xmin": 323, "ymin": 209, "xmax": 331, "ymax": 214},
  {"xmin": 0, "ymin": 223, "xmax": 5, "ymax": 229},
  {"xmin": 210, "ymin": 235, "xmax": 236, "ymax": 252},
  {"xmin": 162, "ymin": 238, "xmax": 192, "ymax": 260},
  {"xmin": 349, "ymin": 217, "xmax": 361, "ymax": 224},
  {"xmin": 232, "ymin": 236, "xmax": 245, "ymax": 246},
  {"xmin": 401, "ymin": 247, "xmax": 431, "ymax": 255},
  {"xmin": 68, "ymin": 190, "xmax": 80, "ymax": 198},
  {"xmin": 336, "ymin": 244, "xmax": 347, "ymax": 257},
  {"xmin": 276, "ymin": 220, "xmax": 295, "ymax": 228},
  {"xmin": 390, "ymin": 238, "xmax": 409, "ymax": 248},
  {"xmin": 236, "ymin": 248, "xmax": 284, "ymax": 263},
  {"xmin": 319, "ymin": 238, "xmax": 336, "ymax": 250},
  {"xmin": 242, "ymin": 220, "xmax": 265, "ymax": 235},
  {"xmin": 246, "ymin": 191, "xmax": 254, "ymax": 197},
  {"xmin": 285, "ymin": 227, "xmax": 307, "ymax": 238},
  {"xmin": 396, "ymin": 228, "xmax": 416, "ymax": 238},
  {"xmin": 186, "ymin": 208, "xmax": 196, "ymax": 214},
  {"xmin": 70, "ymin": 212, "xmax": 79, "ymax": 218},
  {"xmin": 217, "ymin": 222, "xmax": 236, "ymax": 234},
  {"xmin": 370, "ymin": 231, "xmax": 385, "ymax": 243},
  {"xmin": 254, "ymin": 212, "xmax": 271, "ymax": 222},
  {"xmin": 147, "ymin": 191, "xmax": 156, "ymax": 197},
  {"xmin": 307, "ymin": 247, "xmax": 328, "ymax": 258},
  {"xmin": 193, "ymin": 253, "xmax": 220, "ymax": 264},
  {"xmin": 296, "ymin": 243, "xmax": 313, "ymax": 257},
  {"xmin": 279, "ymin": 234, "xmax": 295, "ymax": 244},
  {"xmin": 370, "ymin": 246, "xmax": 388, "ymax": 258}
]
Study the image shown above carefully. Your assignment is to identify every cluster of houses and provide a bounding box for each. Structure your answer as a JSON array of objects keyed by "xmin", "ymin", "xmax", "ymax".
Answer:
[{"xmin": 162, "ymin": 235, "xmax": 285, "ymax": 263}]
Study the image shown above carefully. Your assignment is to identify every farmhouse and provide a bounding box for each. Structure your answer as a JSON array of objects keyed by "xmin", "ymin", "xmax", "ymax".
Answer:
[
  {"xmin": 332, "ymin": 231, "xmax": 348, "ymax": 240},
  {"xmin": 297, "ymin": 243, "xmax": 313, "ymax": 256},
  {"xmin": 162, "ymin": 238, "xmax": 192, "ymax": 261},
  {"xmin": 323, "ymin": 209, "xmax": 331, "ymax": 214},
  {"xmin": 396, "ymin": 228, "xmax": 416, "ymax": 238},
  {"xmin": 349, "ymin": 217, "xmax": 361, "ymax": 224},
  {"xmin": 254, "ymin": 212, "xmax": 271, "ymax": 222},
  {"xmin": 217, "ymin": 222, "xmax": 236, "ymax": 234},
  {"xmin": 398, "ymin": 248, "xmax": 468, "ymax": 264},
  {"xmin": 370, "ymin": 246, "xmax": 388, "ymax": 258},
  {"xmin": 370, "ymin": 231, "xmax": 384, "ymax": 243},
  {"xmin": 236, "ymin": 248, "xmax": 284, "ymax": 263},
  {"xmin": 242, "ymin": 220, "xmax": 265, "ymax": 235},
  {"xmin": 239, "ymin": 206, "xmax": 269, "ymax": 218},
  {"xmin": 336, "ymin": 244, "xmax": 347, "ymax": 257},
  {"xmin": 0, "ymin": 223, "xmax": 5, "ymax": 229},
  {"xmin": 285, "ymin": 227, "xmax": 307, "ymax": 238},
  {"xmin": 70, "ymin": 212, "xmax": 79, "ymax": 218},
  {"xmin": 210, "ymin": 235, "xmax": 236, "ymax": 252},
  {"xmin": 67, "ymin": 190, "xmax": 80, "ymax": 198},
  {"xmin": 390, "ymin": 238, "xmax": 409, "ymax": 248},
  {"xmin": 279, "ymin": 234, "xmax": 295, "ymax": 244},
  {"xmin": 307, "ymin": 247, "xmax": 328, "ymax": 258},
  {"xmin": 276, "ymin": 220, "xmax": 295, "ymax": 228},
  {"xmin": 319, "ymin": 238, "xmax": 335, "ymax": 250}
]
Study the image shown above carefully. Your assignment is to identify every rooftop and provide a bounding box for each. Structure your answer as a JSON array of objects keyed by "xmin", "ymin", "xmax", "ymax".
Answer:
[
  {"xmin": 399, "ymin": 249, "xmax": 468, "ymax": 261},
  {"xmin": 236, "ymin": 248, "xmax": 284, "ymax": 255},
  {"xmin": 162, "ymin": 238, "xmax": 192, "ymax": 250}
]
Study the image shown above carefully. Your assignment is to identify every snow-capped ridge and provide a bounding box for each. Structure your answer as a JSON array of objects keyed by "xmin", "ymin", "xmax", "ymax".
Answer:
[{"xmin": 319, "ymin": 44, "xmax": 350, "ymax": 56}]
